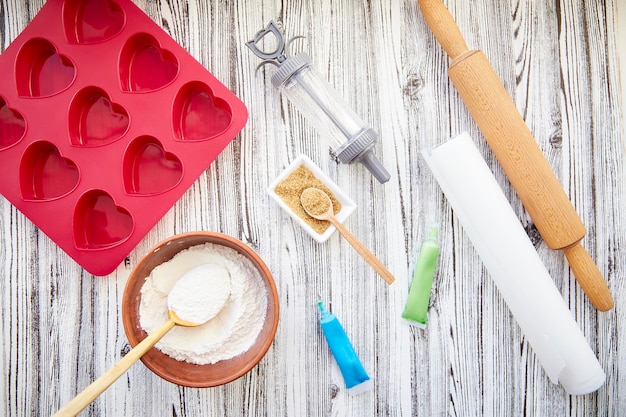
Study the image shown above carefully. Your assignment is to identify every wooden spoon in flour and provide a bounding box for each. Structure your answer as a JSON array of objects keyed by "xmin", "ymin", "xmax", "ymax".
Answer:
[{"xmin": 53, "ymin": 263, "xmax": 231, "ymax": 417}]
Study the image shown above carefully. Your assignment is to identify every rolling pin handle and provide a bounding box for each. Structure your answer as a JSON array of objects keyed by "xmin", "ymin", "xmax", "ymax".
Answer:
[
  {"xmin": 417, "ymin": 0, "xmax": 469, "ymax": 59},
  {"xmin": 563, "ymin": 242, "xmax": 614, "ymax": 311}
]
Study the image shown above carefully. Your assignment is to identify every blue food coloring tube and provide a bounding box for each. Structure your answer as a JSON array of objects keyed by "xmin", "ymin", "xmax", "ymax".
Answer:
[{"xmin": 317, "ymin": 301, "xmax": 373, "ymax": 395}]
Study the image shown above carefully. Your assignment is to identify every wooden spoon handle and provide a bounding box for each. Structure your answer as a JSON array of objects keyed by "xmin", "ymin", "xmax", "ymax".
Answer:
[
  {"xmin": 563, "ymin": 242, "xmax": 614, "ymax": 311},
  {"xmin": 53, "ymin": 319, "xmax": 176, "ymax": 417},
  {"xmin": 329, "ymin": 217, "xmax": 395, "ymax": 284},
  {"xmin": 417, "ymin": 0, "xmax": 469, "ymax": 59}
]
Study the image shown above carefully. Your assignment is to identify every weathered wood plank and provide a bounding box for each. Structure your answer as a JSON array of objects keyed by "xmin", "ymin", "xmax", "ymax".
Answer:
[{"xmin": 0, "ymin": 0, "xmax": 624, "ymax": 416}]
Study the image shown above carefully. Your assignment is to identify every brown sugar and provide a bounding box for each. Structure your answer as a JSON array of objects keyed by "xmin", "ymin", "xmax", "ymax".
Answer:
[
  {"xmin": 300, "ymin": 188, "xmax": 330, "ymax": 217},
  {"xmin": 274, "ymin": 164, "xmax": 342, "ymax": 234}
]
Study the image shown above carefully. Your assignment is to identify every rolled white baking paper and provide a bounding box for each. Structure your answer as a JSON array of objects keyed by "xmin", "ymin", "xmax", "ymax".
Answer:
[{"xmin": 422, "ymin": 132, "xmax": 605, "ymax": 395}]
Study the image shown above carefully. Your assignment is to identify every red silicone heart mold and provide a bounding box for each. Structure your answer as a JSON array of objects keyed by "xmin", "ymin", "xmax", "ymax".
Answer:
[
  {"xmin": 0, "ymin": 96, "xmax": 26, "ymax": 150},
  {"xmin": 15, "ymin": 38, "xmax": 75, "ymax": 98},
  {"xmin": 0, "ymin": 0, "xmax": 248, "ymax": 275},
  {"xmin": 63, "ymin": 0, "xmax": 125, "ymax": 44},
  {"xmin": 119, "ymin": 33, "xmax": 179, "ymax": 92},
  {"xmin": 123, "ymin": 135, "xmax": 183, "ymax": 195},
  {"xmin": 69, "ymin": 86, "xmax": 129, "ymax": 147},
  {"xmin": 73, "ymin": 190, "xmax": 133, "ymax": 249},
  {"xmin": 173, "ymin": 81, "xmax": 233, "ymax": 141},
  {"xmin": 20, "ymin": 141, "xmax": 79, "ymax": 200}
]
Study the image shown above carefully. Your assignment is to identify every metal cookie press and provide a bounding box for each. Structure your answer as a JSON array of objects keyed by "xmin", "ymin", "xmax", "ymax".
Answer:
[{"xmin": 246, "ymin": 21, "xmax": 390, "ymax": 184}]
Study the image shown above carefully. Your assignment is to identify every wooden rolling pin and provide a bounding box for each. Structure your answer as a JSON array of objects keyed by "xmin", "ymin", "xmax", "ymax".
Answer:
[{"xmin": 417, "ymin": 0, "xmax": 614, "ymax": 311}]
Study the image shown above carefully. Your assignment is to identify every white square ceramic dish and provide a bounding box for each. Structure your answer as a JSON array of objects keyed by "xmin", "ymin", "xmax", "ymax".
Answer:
[{"xmin": 267, "ymin": 154, "xmax": 357, "ymax": 243}]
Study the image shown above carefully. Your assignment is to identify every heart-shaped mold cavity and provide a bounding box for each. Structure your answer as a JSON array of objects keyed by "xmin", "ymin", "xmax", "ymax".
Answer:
[
  {"xmin": 123, "ymin": 135, "xmax": 183, "ymax": 195},
  {"xmin": 172, "ymin": 81, "xmax": 233, "ymax": 141},
  {"xmin": 119, "ymin": 33, "xmax": 178, "ymax": 92},
  {"xmin": 69, "ymin": 86, "xmax": 129, "ymax": 147},
  {"xmin": 0, "ymin": 97, "xmax": 26, "ymax": 150},
  {"xmin": 63, "ymin": 0, "xmax": 125, "ymax": 44},
  {"xmin": 15, "ymin": 38, "xmax": 76, "ymax": 97},
  {"xmin": 19, "ymin": 141, "xmax": 79, "ymax": 200},
  {"xmin": 74, "ymin": 190, "xmax": 133, "ymax": 249}
]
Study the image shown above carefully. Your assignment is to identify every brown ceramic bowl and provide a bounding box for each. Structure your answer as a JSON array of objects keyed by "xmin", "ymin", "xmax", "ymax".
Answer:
[{"xmin": 122, "ymin": 231, "xmax": 279, "ymax": 388}]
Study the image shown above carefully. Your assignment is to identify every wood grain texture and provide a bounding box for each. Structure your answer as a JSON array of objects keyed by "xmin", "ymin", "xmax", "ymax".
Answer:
[{"xmin": 1, "ymin": 0, "xmax": 625, "ymax": 416}]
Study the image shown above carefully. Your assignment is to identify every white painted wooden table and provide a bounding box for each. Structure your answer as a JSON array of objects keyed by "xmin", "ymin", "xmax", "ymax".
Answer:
[{"xmin": 2, "ymin": 0, "xmax": 625, "ymax": 416}]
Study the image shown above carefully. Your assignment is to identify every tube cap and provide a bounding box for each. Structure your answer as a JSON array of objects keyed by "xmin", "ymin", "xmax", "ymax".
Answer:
[
  {"xmin": 335, "ymin": 128, "xmax": 390, "ymax": 183},
  {"xmin": 317, "ymin": 301, "xmax": 331, "ymax": 320}
]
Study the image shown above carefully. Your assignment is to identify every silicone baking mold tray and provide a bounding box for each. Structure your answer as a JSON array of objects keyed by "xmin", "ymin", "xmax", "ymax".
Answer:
[{"xmin": 0, "ymin": 0, "xmax": 248, "ymax": 275}]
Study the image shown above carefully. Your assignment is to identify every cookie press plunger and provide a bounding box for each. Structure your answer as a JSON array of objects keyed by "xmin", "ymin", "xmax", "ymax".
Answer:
[{"xmin": 246, "ymin": 22, "xmax": 390, "ymax": 183}]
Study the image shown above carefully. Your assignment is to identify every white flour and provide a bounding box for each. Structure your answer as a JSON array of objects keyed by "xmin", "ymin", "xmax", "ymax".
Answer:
[
  {"xmin": 139, "ymin": 242, "xmax": 268, "ymax": 365},
  {"xmin": 167, "ymin": 263, "xmax": 231, "ymax": 324}
]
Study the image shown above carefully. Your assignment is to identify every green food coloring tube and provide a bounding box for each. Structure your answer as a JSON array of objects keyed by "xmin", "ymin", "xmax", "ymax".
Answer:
[{"xmin": 402, "ymin": 224, "xmax": 440, "ymax": 328}]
